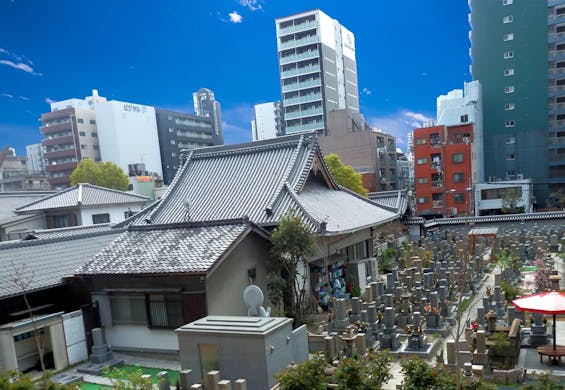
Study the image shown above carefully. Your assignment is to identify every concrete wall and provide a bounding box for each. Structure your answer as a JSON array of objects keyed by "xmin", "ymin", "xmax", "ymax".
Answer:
[
  {"xmin": 206, "ymin": 232, "xmax": 271, "ymax": 316},
  {"xmin": 105, "ymin": 325, "xmax": 179, "ymax": 353}
]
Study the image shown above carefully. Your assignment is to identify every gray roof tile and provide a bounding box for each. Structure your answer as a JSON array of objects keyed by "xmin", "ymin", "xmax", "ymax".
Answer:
[
  {"xmin": 16, "ymin": 183, "xmax": 150, "ymax": 212},
  {"xmin": 0, "ymin": 231, "xmax": 120, "ymax": 299},
  {"xmin": 141, "ymin": 133, "xmax": 397, "ymax": 233},
  {"xmin": 77, "ymin": 223, "xmax": 250, "ymax": 275}
]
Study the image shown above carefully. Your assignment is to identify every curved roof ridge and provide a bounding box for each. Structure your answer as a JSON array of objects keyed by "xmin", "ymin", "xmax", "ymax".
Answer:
[
  {"xmin": 281, "ymin": 181, "xmax": 321, "ymax": 232},
  {"xmin": 145, "ymin": 150, "xmax": 194, "ymax": 223},
  {"xmin": 192, "ymin": 137, "xmax": 302, "ymax": 160},
  {"xmin": 291, "ymin": 135, "xmax": 320, "ymax": 192},
  {"xmin": 265, "ymin": 135, "xmax": 305, "ymax": 215}
]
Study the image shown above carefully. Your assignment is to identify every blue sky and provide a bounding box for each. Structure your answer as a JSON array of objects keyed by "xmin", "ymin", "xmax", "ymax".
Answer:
[{"xmin": 0, "ymin": 0, "xmax": 471, "ymax": 156}]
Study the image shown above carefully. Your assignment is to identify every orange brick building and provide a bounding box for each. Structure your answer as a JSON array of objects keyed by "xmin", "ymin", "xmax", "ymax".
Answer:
[{"xmin": 413, "ymin": 123, "xmax": 475, "ymax": 218}]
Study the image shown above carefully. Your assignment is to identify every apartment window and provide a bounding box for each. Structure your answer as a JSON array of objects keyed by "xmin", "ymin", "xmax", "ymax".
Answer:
[
  {"xmin": 169, "ymin": 128, "xmax": 174, "ymax": 133},
  {"xmin": 504, "ymin": 51, "xmax": 514, "ymax": 59},
  {"xmin": 460, "ymin": 114, "xmax": 469, "ymax": 123},
  {"xmin": 79, "ymin": 131, "xmax": 86, "ymax": 136},
  {"xmin": 505, "ymin": 136, "xmax": 516, "ymax": 144},
  {"xmin": 418, "ymin": 197, "xmax": 428, "ymax": 204},
  {"xmin": 506, "ymin": 153, "xmax": 516, "ymax": 160},
  {"xmin": 453, "ymin": 173, "xmax": 465, "ymax": 183},
  {"xmin": 504, "ymin": 68, "xmax": 514, "ymax": 76},
  {"xmin": 504, "ymin": 103, "xmax": 515, "ymax": 110},
  {"xmin": 77, "ymin": 118, "xmax": 84, "ymax": 124},
  {"xmin": 503, "ymin": 33, "xmax": 514, "ymax": 41},
  {"xmin": 89, "ymin": 119, "xmax": 96, "ymax": 125},
  {"xmin": 93, "ymin": 145, "xmax": 99, "ymax": 150},
  {"xmin": 503, "ymin": 15, "xmax": 513, "ymax": 23},
  {"xmin": 170, "ymin": 140, "xmax": 176, "ymax": 145},
  {"xmin": 505, "ymin": 85, "xmax": 515, "ymax": 93},
  {"xmin": 81, "ymin": 144, "xmax": 87, "ymax": 150},
  {"xmin": 416, "ymin": 138, "xmax": 427, "ymax": 145},
  {"xmin": 416, "ymin": 157, "xmax": 428, "ymax": 165},
  {"xmin": 92, "ymin": 213, "xmax": 110, "ymax": 224},
  {"xmin": 92, "ymin": 132, "xmax": 97, "ymax": 137},
  {"xmin": 505, "ymin": 120, "xmax": 515, "ymax": 127},
  {"xmin": 503, "ymin": 0, "xmax": 513, "ymax": 5},
  {"xmin": 557, "ymin": 7, "xmax": 565, "ymax": 15},
  {"xmin": 454, "ymin": 193, "xmax": 465, "ymax": 203},
  {"xmin": 418, "ymin": 177, "xmax": 428, "ymax": 184},
  {"xmin": 452, "ymin": 153, "xmax": 464, "ymax": 163}
]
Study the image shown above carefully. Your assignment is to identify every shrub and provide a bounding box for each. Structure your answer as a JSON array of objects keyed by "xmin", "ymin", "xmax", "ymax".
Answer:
[
  {"xmin": 277, "ymin": 354, "xmax": 327, "ymax": 390},
  {"xmin": 333, "ymin": 351, "xmax": 392, "ymax": 390}
]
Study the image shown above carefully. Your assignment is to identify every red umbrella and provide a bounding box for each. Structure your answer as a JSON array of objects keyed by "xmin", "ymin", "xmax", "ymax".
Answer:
[{"xmin": 512, "ymin": 290, "xmax": 565, "ymax": 351}]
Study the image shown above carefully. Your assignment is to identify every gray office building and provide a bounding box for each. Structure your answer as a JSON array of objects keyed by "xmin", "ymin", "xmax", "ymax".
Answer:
[
  {"xmin": 275, "ymin": 9, "xmax": 359, "ymax": 135},
  {"xmin": 155, "ymin": 108, "xmax": 223, "ymax": 184},
  {"xmin": 193, "ymin": 88, "xmax": 223, "ymax": 143}
]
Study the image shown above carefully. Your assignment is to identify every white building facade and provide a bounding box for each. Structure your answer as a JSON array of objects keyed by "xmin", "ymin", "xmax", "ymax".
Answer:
[
  {"xmin": 436, "ymin": 80, "xmax": 485, "ymax": 184},
  {"xmin": 95, "ymin": 100, "xmax": 163, "ymax": 178},
  {"xmin": 276, "ymin": 9, "xmax": 359, "ymax": 135},
  {"xmin": 251, "ymin": 102, "xmax": 283, "ymax": 141}
]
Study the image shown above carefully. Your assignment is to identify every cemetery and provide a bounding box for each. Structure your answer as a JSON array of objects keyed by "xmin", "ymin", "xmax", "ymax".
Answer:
[{"xmin": 4, "ymin": 220, "xmax": 565, "ymax": 389}]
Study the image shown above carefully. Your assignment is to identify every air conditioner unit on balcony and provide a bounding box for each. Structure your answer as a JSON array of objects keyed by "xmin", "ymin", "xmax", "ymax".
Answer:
[{"xmin": 517, "ymin": 174, "xmax": 524, "ymax": 180}]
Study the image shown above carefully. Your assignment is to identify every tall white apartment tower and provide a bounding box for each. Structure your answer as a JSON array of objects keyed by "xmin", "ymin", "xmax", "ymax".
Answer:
[{"xmin": 276, "ymin": 9, "xmax": 359, "ymax": 135}]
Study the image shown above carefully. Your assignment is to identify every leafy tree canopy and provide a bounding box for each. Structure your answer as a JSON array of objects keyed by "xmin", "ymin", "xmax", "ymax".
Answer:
[
  {"xmin": 324, "ymin": 153, "xmax": 368, "ymax": 197},
  {"xmin": 70, "ymin": 159, "xmax": 130, "ymax": 191}
]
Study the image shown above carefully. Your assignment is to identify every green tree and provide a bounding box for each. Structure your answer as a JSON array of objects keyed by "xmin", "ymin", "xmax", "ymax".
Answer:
[
  {"xmin": 324, "ymin": 153, "xmax": 368, "ymax": 197},
  {"xmin": 98, "ymin": 161, "xmax": 130, "ymax": 191},
  {"xmin": 269, "ymin": 214, "xmax": 316, "ymax": 327},
  {"xmin": 333, "ymin": 351, "xmax": 392, "ymax": 390},
  {"xmin": 501, "ymin": 187, "xmax": 523, "ymax": 214},
  {"xmin": 70, "ymin": 159, "xmax": 130, "ymax": 191}
]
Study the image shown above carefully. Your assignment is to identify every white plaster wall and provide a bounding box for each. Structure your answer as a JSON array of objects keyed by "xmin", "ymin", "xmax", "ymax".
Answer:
[
  {"xmin": 106, "ymin": 325, "xmax": 179, "ymax": 352},
  {"xmin": 95, "ymin": 100, "xmax": 162, "ymax": 177},
  {"xmin": 79, "ymin": 203, "xmax": 145, "ymax": 225}
]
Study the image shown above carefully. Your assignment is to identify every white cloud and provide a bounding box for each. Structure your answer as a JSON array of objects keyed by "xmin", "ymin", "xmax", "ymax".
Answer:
[
  {"xmin": 0, "ymin": 48, "xmax": 40, "ymax": 75},
  {"xmin": 404, "ymin": 111, "xmax": 433, "ymax": 123},
  {"xmin": 2, "ymin": 93, "xmax": 13, "ymax": 99},
  {"xmin": 19, "ymin": 96, "xmax": 29, "ymax": 101},
  {"xmin": 239, "ymin": 0, "xmax": 262, "ymax": 11},
  {"xmin": 45, "ymin": 97, "xmax": 55, "ymax": 104},
  {"xmin": 0, "ymin": 60, "xmax": 41, "ymax": 76},
  {"xmin": 368, "ymin": 109, "xmax": 434, "ymax": 152},
  {"xmin": 361, "ymin": 87, "xmax": 372, "ymax": 96},
  {"xmin": 221, "ymin": 103, "xmax": 254, "ymax": 144},
  {"xmin": 229, "ymin": 11, "xmax": 243, "ymax": 23}
]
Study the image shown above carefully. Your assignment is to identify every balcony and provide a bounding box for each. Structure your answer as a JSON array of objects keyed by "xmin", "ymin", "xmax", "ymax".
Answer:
[
  {"xmin": 42, "ymin": 135, "xmax": 74, "ymax": 147},
  {"xmin": 549, "ymin": 85, "xmax": 565, "ymax": 97},
  {"xmin": 40, "ymin": 121, "xmax": 73, "ymax": 134},
  {"xmin": 283, "ymin": 92, "xmax": 323, "ymax": 106},
  {"xmin": 549, "ymin": 32, "xmax": 565, "ymax": 43},
  {"xmin": 549, "ymin": 119, "xmax": 565, "ymax": 127},
  {"xmin": 284, "ymin": 107, "xmax": 323, "ymax": 120},
  {"xmin": 548, "ymin": 67, "xmax": 565, "ymax": 79},
  {"xmin": 44, "ymin": 148, "xmax": 77, "ymax": 160},
  {"xmin": 280, "ymin": 35, "xmax": 318, "ymax": 50},
  {"xmin": 282, "ymin": 78, "xmax": 322, "ymax": 92},
  {"xmin": 432, "ymin": 200, "xmax": 444, "ymax": 208},
  {"xmin": 279, "ymin": 50, "xmax": 320, "ymax": 65},
  {"xmin": 549, "ymin": 49, "xmax": 565, "ymax": 61},
  {"xmin": 549, "ymin": 102, "xmax": 565, "ymax": 115},
  {"xmin": 549, "ymin": 13, "xmax": 565, "ymax": 25},
  {"xmin": 285, "ymin": 120, "xmax": 324, "ymax": 133},
  {"xmin": 46, "ymin": 161, "xmax": 78, "ymax": 173},
  {"xmin": 431, "ymin": 181, "xmax": 443, "ymax": 188},
  {"xmin": 278, "ymin": 20, "xmax": 317, "ymax": 35},
  {"xmin": 549, "ymin": 136, "xmax": 565, "ymax": 146},
  {"xmin": 280, "ymin": 64, "xmax": 320, "ymax": 79}
]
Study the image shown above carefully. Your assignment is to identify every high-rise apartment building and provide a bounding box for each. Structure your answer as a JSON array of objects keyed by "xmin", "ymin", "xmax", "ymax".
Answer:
[
  {"xmin": 469, "ymin": 0, "xmax": 549, "ymax": 206},
  {"xmin": 193, "ymin": 88, "xmax": 223, "ymax": 144},
  {"xmin": 275, "ymin": 9, "xmax": 359, "ymax": 135},
  {"xmin": 548, "ymin": 1, "xmax": 565, "ymax": 198},
  {"xmin": 251, "ymin": 102, "xmax": 284, "ymax": 141},
  {"xmin": 39, "ymin": 90, "xmax": 106, "ymax": 189}
]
